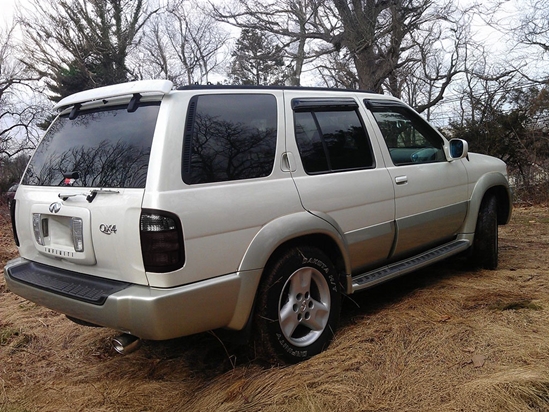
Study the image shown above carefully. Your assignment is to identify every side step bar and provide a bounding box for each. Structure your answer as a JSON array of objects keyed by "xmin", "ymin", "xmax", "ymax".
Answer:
[{"xmin": 350, "ymin": 239, "xmax": 470, "ymax": 293}]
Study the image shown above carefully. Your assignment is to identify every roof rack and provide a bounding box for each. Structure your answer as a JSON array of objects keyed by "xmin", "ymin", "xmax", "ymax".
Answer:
[{"xmin": 176, "ymin": 84, "xmax": 376, "ymax": 93}]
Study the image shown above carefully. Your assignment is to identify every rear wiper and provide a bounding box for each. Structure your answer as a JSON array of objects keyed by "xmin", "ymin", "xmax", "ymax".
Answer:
[{"xmin": 58, "ymin": 189, "xmax": 120, "ymax": 203}]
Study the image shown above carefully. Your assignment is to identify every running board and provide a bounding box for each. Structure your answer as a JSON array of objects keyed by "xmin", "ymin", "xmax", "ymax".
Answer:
[{"xmin": 351, "ymin": 239, "xmax": 470, "ymax": 293}]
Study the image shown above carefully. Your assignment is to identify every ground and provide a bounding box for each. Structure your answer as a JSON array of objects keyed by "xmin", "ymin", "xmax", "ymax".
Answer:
[{"xmin": 1, "ymin": 204, "xmax": 549, "ymax": 411}]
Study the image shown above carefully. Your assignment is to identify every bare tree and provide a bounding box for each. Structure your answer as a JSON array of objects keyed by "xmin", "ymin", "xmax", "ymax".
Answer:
[
  {"xmin": 213, "ymin": 0, "xmax": 336, "ymax": 87},
  {"xmin": 18, "ymin": 0, "xmax": 159, "ymax": 101},
  {"xmin": 456, "ymin": 59, "xmax": 518, "ymax": 126},
  {"xmin": 510, "ymin": 0, "xmax": 549, "ymax": 53},
  {"xmin": 510, "ymin": 0, "xmax": 549, "ymax": 83},
  {"xmin": 477, "ymin": 0, "xmax": 549, "ymax": 84},
  {"xmin": 314, "ymin": 50, "xmax": 360, "ymax": 89},
  {"xmin": 398, "ymin": 8, "xmax": 476, "ymax": 118},
  {"xmin": 0, "ymin": 22, "xmax": 44, "ymax": 159},
  {"xmin": 213, "ymin": 0, "xmax": 470, "ymax": 111},
  {"xmin": 138, "ymin": 0, "xmax": 230, "ymax": 85}
]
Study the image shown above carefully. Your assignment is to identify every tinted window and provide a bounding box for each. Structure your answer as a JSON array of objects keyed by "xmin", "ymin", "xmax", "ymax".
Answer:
[
  {"xmin": 183, "ymin": 94, "xmax": 277, "ymax": 184},
  {"xmin": 23, "ymin": 104, "xmax": 160, "ymax": 188},
  {"xmin": 294, "ymin": 109, "xmax": 374, "ymax": 174},
  {"xmin": 369, "ymin": 104, "xmax": 445, "ymax": 166}
]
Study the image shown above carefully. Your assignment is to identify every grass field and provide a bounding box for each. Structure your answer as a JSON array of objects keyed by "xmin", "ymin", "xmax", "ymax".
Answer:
[{"xmin": 2, "ymin": 204, "xmax": 549, "ymax": 411}]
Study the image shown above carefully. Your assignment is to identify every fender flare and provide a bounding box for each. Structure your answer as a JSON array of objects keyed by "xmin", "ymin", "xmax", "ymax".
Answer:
[
  {"xmin": 238, "ymin": 210, "xmax": 349, "ymax": 273},
  {"xmin": 461, "ymin": 172, "xmax": 512, "ymax": 234},
  {"xmin": 226, "ymin": 211, "xmax": 349, "ymax": 330}
]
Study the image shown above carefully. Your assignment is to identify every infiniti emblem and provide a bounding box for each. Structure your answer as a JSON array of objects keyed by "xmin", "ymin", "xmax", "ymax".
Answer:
[{"xmin": 49, "ymin": 202, "xmax": 62, "ymax": 214}]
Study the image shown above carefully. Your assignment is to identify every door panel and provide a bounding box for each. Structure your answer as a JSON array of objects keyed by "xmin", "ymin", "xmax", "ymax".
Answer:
[
  {"xmin": 366, "ymin": 99, "xmax": 468, "ymax": 257},
  {"xmin": 285, "ymin": 91, "xmax": 396, "ymax": 273},
  {"xmin": 292, "ymin": 170, "xmax": 396, "ymax": 273},
  {"xmin": 387, "ymin": 161, "xmax": 468, "ymax": 256}
]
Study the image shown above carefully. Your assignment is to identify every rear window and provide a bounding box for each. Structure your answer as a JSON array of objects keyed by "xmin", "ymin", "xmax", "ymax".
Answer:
[
  {"xmin": 182, "ymin": 94, "xmax": 277, "ymax": 184},
  {"xmin": 293, "ymin": 105, "xmax": 374, "ymax": 174},
  {"xmin": 22, "ymin": 103, "xmax": 160, "ymax": 188}
]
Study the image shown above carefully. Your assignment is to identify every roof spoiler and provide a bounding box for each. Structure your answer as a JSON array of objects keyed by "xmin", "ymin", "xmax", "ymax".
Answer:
[{"xmin": 54, "ymin": 80, "xmax": 173, "ymax": 111}]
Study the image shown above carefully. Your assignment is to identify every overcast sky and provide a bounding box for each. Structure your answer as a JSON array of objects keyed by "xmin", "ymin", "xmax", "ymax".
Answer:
[{"xmin": 3, "ymin": 0, "xmax": 18, "ymax": 23}]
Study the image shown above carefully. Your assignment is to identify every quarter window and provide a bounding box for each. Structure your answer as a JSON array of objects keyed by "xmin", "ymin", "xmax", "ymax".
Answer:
[
  {"xmin": 293, "ymin": 105, "xmax": 374, "ymax": 174},
  {"xmin": 183, "ymin": 94, "xmax": 277, "ymax": 184}
]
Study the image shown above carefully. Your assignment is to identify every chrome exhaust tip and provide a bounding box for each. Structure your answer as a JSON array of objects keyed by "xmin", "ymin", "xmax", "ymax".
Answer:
[{"xmin": 112, "ymin": 334, "xmax": 141, "ymax": 355}]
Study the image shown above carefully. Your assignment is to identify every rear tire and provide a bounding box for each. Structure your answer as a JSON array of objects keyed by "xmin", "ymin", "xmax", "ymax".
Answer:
[
  {"xmin": 254, "ymin": 246, "xmax": 341, "ymax": 363},
  {"xmin": 471, "ymin": 194, "xmax": 498, "ymax": 270}
]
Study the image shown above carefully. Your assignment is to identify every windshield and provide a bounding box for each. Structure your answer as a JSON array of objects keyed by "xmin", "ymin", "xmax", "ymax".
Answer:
[{"xmin": 22, "ymin": 103, "xmax": 160, "ymax": 188}]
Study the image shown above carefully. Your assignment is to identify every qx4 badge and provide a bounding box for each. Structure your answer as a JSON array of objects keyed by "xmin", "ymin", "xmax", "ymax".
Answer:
[{"xmin": 99, "ymin": 224, "xmax": 117, "ymax": 235}]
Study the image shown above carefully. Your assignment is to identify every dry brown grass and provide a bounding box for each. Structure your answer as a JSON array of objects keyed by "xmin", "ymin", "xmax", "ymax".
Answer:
[{"xmin": 2, "ymin": 205, "xmax": 549, "ymax": 411}]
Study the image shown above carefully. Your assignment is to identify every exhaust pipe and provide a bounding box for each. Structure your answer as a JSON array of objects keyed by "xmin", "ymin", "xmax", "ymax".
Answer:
[{"xmin": 112, "ymin": 334, "xmax": 141, "ymax": 355}]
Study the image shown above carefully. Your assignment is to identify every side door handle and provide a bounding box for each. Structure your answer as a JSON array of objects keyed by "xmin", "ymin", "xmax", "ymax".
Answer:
[
  {"xmin": 395, "ymin": 175, "xmax": 408, "ymax": 185},
  {"xmin": 281, "ymin": 152, "xmax": 296, "ymax": 172}
]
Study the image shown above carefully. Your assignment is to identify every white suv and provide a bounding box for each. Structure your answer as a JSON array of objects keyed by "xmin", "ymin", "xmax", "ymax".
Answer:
[{"xmin": 4, "ymin": 80, "xmax": 512, "ymax": 363}]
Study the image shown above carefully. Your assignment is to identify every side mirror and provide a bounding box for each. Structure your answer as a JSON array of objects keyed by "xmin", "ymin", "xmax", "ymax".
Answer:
[{"xmin": 449, "ymin": 139, "xmax": 468, "ymax": 160}]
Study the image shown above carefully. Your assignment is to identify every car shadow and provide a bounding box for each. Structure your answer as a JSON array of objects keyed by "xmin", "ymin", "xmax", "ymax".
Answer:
[{"xmin": 339, "ymin": 255, "xmax": 477, "ymax": 327}]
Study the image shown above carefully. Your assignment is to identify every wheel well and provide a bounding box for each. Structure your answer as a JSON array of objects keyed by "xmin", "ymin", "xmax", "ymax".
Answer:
[
  {"xmin": 263, "ymin": 234, "xmax": 346, "ymax": 278},
  {"xmin": 485, "ymin": 185, "xmax": 512, "ymax": 225}
]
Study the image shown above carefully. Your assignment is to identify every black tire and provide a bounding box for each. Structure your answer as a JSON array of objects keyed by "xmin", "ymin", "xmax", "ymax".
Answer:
[
  {"xmin": 471, "ymin": 194, "xmax": 498, "ymax": 270},
  {"xmin": 254, "ymin": 246, "xmax": 341, "ymax": 364}
]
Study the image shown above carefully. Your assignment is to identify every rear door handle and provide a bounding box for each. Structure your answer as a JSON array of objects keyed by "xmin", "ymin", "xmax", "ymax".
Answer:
[
  {"xmin": 281, "ymin": 152, "xmax": 296, "ymax": 172},
  {"xmin": 395, "ymin": 175, "xmax": 408, "ymax": 185}
]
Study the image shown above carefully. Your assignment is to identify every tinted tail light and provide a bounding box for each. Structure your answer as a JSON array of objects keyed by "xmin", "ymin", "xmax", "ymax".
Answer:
[
  {"xmin": 10, "ymin": 199, "xmax": 19, "ymax": 246},
  {"xmin": 140, "ymin": 210, "xmax": 185, "ymax": 273}
]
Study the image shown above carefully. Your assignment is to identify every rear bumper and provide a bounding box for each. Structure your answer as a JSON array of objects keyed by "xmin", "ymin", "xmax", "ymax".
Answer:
[{"xmin": 4, "ymin": 257, "xmax": 249, "ymax": 340}]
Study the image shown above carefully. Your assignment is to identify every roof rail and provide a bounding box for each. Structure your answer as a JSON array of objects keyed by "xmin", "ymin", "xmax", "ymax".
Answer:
[{"xmin": 176, "ymin": 84, "xmax": 375, "ymax": 93}]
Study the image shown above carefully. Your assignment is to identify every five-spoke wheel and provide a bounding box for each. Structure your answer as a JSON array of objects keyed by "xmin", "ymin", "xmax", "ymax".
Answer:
[{"xmin": 255, "ymin": 246, "xmax": 341, "ymax": 363}]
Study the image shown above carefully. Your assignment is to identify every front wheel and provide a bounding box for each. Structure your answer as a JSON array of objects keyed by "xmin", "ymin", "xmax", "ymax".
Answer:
[
  {"xmin": 470, "ymin": 194, "xmax": 498, "ymax": 270},
  {"xmin": 255, "ymin": 246, "xmax": 341, "ymax": 363}
]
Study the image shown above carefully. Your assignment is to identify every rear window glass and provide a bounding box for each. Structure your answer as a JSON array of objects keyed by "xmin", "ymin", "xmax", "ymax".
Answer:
[
  {"xmin": 294, "ymin": 109, "xmax": 374, "ymax": 174},
  {"xmin": 182, "ymin": 94, "xmax": 277, "ymax": 184},
  {"xmin": 22, "ymin": 103, "xmax": 160, "ymax": 188}
]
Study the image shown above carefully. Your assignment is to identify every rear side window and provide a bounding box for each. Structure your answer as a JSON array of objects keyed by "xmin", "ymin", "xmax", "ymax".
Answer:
[
  {"xmin": 293, "ymin": 100, "xmax": 374, "ymax": 174},
  {"xmin": 182, "ymin": 94, "xmax": 277, "ymax": 184},
  {"xmin": 23, "ymin": 103, "xmax": 160, "ymax": 188}
]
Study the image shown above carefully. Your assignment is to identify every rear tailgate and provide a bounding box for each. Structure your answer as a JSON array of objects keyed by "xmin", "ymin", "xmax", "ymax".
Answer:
[
  {"xmin": 13, "ymin": 91, "xmax": 166, "ymax": 286},
  {"xmin": 16, "ymin": 186, "xmax": 148, "ymax": 285}
]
